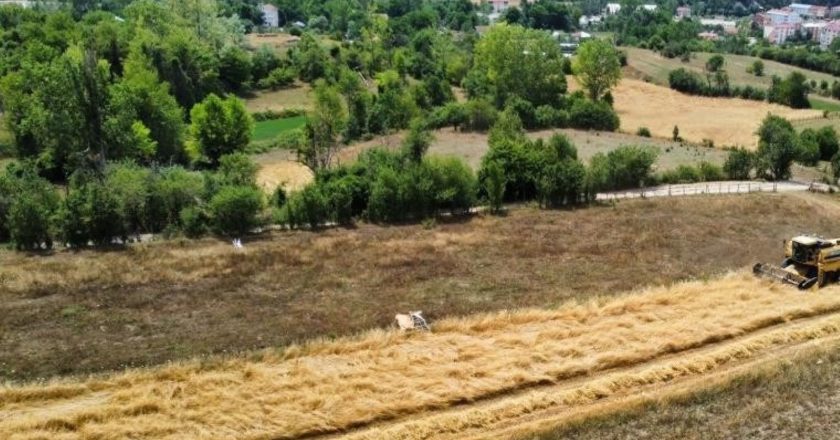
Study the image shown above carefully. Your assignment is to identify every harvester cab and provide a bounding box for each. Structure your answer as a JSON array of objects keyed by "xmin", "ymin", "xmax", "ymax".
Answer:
[{"xmin": 754, "ymin": 235, "xmax": 840, "ymax": 290}]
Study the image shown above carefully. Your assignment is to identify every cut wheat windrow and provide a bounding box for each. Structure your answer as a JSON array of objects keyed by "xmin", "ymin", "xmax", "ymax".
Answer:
[{"xmin": 4, "ymin": 271, "xmax": 840, "ymax": 440}]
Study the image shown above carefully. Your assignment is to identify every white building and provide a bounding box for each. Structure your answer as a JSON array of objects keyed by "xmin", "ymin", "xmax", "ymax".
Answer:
[
  {"xmin": 700, "ymin": 18, "xmax": 738, "ymax": 35},
  {"xmin": 820, "ymin": 20, "xmax": 840, "ymax": 48},
  {"xmin": 766, "ymin": 8, "xmax": 803, "ymax": 25},
  {"xmin": 676, "ymin": 6, "xmax": 691, "ymax": 19},
  {"xmin": 788, "ymin": 3, "xmax": 826, "ymax": 18},
  {"xmin": 260, "ymin": 3, "xmax": 279, "ymax": 28},
  {"xmin": 0, "ymin": 0, "xmax": 35, "ymax": 6},
  {"xmin": 605, "ymin": 3, "xmax": 621, "ymax": 15},
  {"xmin": 789, "ymin": 3, "xmax": 813, "ymax": 17},
  {"xmin": 579, "ymin": 15, "xmax": 602, "ymax": 27},
  {"xmin": 641, "ymin": 4, "xmax": 658, "ymax": 12}
]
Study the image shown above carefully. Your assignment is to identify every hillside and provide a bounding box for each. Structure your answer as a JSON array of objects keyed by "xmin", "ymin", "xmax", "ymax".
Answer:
[
  {"xmin": 624, "ymin": 47, "xmax": 839, "ymax": 91},
  {"xmin": 2, "ymin": 192, "xmax": 839, "ymax": 382},
  {"xmin": 4, "ymin": 272, "xmax": 840, "ymax": 439}
]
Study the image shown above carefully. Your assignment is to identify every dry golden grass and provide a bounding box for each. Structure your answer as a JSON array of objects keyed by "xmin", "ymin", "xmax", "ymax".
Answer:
[
  {"xmin": 256, "ymin": 158, "xmax": 313, "ymax": 192},
  {"xmin": 570, "ymin": 78, "xmax": 822, "ymax": 148},
  {"xmin": 613, "ymin": 79, "xmax": 822, "ymax": 148},
  {"xmin": 4, "ymin": 272, "xmax": 840, "ymax": 439},
  {"xmin": 242, "ymin": 85, "xmax": 313, "ymax": 113}
]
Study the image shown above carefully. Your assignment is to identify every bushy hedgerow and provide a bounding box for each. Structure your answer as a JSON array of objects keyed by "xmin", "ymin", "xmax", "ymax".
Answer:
[{"xmin": 588, "ymin": 146, "xmax": 659, "ymax": 191}]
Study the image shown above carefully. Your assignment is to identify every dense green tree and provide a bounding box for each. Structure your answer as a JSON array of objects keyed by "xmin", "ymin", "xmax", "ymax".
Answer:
[
  {"xmin": 3, "ymin": 166, "xmax": 59, "ymax": 250},
  {"xmin": 104, "ymin": 47, "xmax": 186, "ymax": 164},
  {"xmin": 216, "ymin": 152, "xmax": 259, "ymax": 187},
  {"xmin": 469, "ymin": 24, "xmax": 567, "ymax": 107},
  {"xmin": 189, "ymin": 94, "xmax": 253, "ymax": 166},
  {"xmin": 402, "ymin": 118, "xmax": 433, "ymax": 163},
  {"xmin": 723, "ymin": 147, "xmax": 754, "ymax": 180},
  {"xmin": 574, "ymin": 39, "xmax": 622, "ymax": 101},
  {"xmin": 768, "ymin": 72, "xmax": 810, "ymax": 109},
  {"xmin": 209, "ymin": 185, "xmax": 264, "ymax": 236},
  {"xmin": 300, "ymin": 81, "xmax": 348, "ymax": 171},
  {"xmin": 756, "ymin": 115, "xmax": 799, "ymax": 180}
]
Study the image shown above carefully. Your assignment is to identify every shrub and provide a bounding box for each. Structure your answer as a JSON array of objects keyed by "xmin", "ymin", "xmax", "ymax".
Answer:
[
  {"xmin": 86, "ymin": 183, "xmax": 126, "ymax": 246},
  {"xmin": 723, "ymin": 147, "xmax": 754, "ymax": 180},
  {"xmin": 258, "ymin": 67, "xmax": 296, "ymax": 90},
  {"xmin": 588, "ymin": 146, "xmax": 658, "ymax": 191},
  {"xmin": 816, "ymin": 126, "xmax": 839, "ymax": 161},
  {"xmin": 427, "ymin": 102, "xmax": 469, "ymax": 131},
  {"xmin": 426, "ymin": 156, "xmax": 477, "ymax": 215},
  {"xmin": 669, "ymin": 68, "xmax": 705, "ymax": 95},
  {"xmin": 538, "ymin": 158, "xmax": 586, "ymax": 208},
  {"xmin": 535, "ymin": 105, "xmax": 568, "ymax": 129},
  {"xmin": 568, "ymin": 99, "xmax": 620, "ymax": 131},
  {"xmin": 146, "ymin": 167, "xmax": 206, "ymax": 230},
  {"xmin": 483, "ymin": 160, "xmax": 505, "ymax": 213},
  {"xmin": 698, "ymin": 161, "xmax": 725, "ymax": 181},
  {"xmin": 506, "ymin": 97, "xmax": 537, "ymax": 129},
  {"xmin": 179, "ymin": 206, "xmax": 209, "ymax": 238},
  {"xmin": 463, "ymin": 99, "xmax": 498, "ymax": 131},
  {"xmin": 105, "ymin": 163, "xmax": 151, "ymax": 235},
  {"xmin": 798, "ymin": 129, "xmax": 821, "ymax": 166},
  {"xmin": 366, "ymin": 167, "xmax": 404, "ymax": 222},
  {"xmin": 636, "ymin": 127, "xmax": 651, "ymax": 137},
  {"xmin": 217, "ymin": 153, "xmax": 259, "ymax": 187},
  {"xmin": 209, "ymin": 186, "xmax": 264, "ymax": 236},
  {"xmin": 287, "ymin": 184, "xmax": 330, "ymax": 228}
]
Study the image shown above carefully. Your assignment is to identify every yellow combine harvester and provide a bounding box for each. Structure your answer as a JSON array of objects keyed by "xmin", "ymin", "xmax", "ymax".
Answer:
[{"xmin": 754, "ymin": 236, "xmax": 840, "ymax": 289}]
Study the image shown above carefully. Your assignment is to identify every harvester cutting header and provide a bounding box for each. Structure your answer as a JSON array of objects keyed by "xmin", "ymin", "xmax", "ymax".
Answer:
[{"xmin": 754, "ymin": 235, "xmax": 840, "ymax": 289}]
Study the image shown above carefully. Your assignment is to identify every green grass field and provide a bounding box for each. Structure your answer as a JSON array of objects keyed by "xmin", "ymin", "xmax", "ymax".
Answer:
[
  {"xmin": 252, "ymin": 115, "xmax": 306, "ymax": 143},
  {"xmin": 810, "ymin": 96, "xmax": 840, "ymax": 113}
]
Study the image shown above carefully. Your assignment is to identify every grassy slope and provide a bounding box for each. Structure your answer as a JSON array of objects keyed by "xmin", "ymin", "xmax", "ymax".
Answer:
[
  {"xmin": 1, "ymin": 193, "xmax": 839, "ymax": 382},
  {"xmin": 252, "ymin": 115, "xmax": 306, "ymax": 143},
  {"xmin": 625, "ymin": 46, "xmax": 840, "ymax": 91}
]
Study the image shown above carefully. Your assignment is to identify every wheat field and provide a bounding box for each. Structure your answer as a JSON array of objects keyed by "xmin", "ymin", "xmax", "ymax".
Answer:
[
  {"xmin": 4, "ymin": 272, "xmax": 840, "ymax": 439},
  {"xmin": 611, "ymin": 79, "xmax": 822, "ymax": 148}
]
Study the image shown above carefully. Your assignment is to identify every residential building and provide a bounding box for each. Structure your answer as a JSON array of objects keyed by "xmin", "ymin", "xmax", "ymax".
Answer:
[
  {"xmin": 789, "ymin": 3, "xmax": 826, "ymax": 18},
  {"xmin": 766, "ymin": 8, "xmax": 803, "ymax": 25},
  {"xmin": 0, "ymin": 0, "xmax": 34, "ymax": 6},
  {"xmin": 578, "ymin": 15, "xmax": 602, "ymax": 27},
  {"xmin": 698, "ymin": 31, "xmax": 719, "ymax": 41},
  {"xmin": 765, "ymin": 22, "xmax": 801, "ymax": 44},
  {"xmin": 641, "ymin": 4, "xmax": 658, "ymax": 12},
  {"xmin": 820, "ymin": 20, "xmax": 840, "ymax": 48},
  {"xmin": 700, "ymin": 18, "xmax": 738, "ymax": 35},
  {"xmin": 260, "ymin": 3, "xmax": 279, "ymax": 28},
  {"xmin": 803, "ymin": 21, "xmax": 826, "ymax": 41},
  {"xmin": 473, "ymin": 0, "xmax": 531, "ymax": 14},
  {"xmin": 605, "ymin": 3, "xmax": 621, "ymax": 15},
  {"xmin": 789, "ymin": 3, "xmax": 813, "ymax": 17},
  {"xmin": 832, "ymin": 6, "xmax": 840, "ymax": 17},
  {"xmin": 676, "ymin": 6, "xmax": 691, "ymax": 19}
]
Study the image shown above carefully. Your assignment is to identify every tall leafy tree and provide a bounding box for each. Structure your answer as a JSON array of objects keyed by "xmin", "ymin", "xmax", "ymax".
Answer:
[
  {"xmin": 104, "ymin": 46, "xmax": 186, "ymax": 164},
  {"xmin": 573, "ymin": 39, "xmax": 622, "ymax": 101},
  {"xmin": 468, "ymin": 24, "xmax": 567, "ymax": 107},
  {"xmin": 299, "ymin": 80, "xmax": 348, "ymax": 171},
  {"xmin": 189, "ymin": 94, "xmax": 253, "ymax": 166}
]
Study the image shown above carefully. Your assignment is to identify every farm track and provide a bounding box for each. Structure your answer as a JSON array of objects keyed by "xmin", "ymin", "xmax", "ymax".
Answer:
[{"xmin": 328, "ymin": 311, "xmax": 840, "ymax": 440}]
